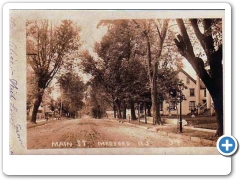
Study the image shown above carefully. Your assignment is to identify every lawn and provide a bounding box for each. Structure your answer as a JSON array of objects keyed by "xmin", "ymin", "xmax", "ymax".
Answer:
[{"xmin": 162, "ymin": 115, "xmax": 217, "ymax": 130}]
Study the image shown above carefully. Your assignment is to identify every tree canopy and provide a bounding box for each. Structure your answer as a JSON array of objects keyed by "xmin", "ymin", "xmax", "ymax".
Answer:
[
  {"xmin": 27, "ymin": 20, "xmax": 81, "ymax": 123},
  {"xmin": 80, "ymin": 19, "xmax": 182, "ymax": 121},
  {"xmin": 57, "ymin": 72, "xmax": 86, "ymax": 117}
]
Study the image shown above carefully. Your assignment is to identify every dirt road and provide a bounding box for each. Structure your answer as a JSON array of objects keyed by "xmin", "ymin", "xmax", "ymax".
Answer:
[{"xmin": 27, "ymin": 116, "xmax": 203, "ymax": 149}]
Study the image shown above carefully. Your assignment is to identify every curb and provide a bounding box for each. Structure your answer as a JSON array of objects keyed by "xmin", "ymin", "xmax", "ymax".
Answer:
[
  {"xmin": 147, "ymin": 125, "xmax": 217, "ymax": 146},
  {"xmin": 105, "ymin": 118, "xmax": 217, "ymax": 146},
  {"xmin": 184, "ymin": 126, "xmax": 216, "ymax": 133},
  {"xmin": 27, "ymin": 118, "xmax": 73, "ymax": 129},
  {"xmin": 156, "ymin": 129, "xmax": 216, "ymax": 146}
]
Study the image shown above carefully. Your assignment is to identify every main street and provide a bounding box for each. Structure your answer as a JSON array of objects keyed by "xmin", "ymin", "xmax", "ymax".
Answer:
[{"xmin": 27, "ymin": 115, "xmax": 205, "ymax": 149}]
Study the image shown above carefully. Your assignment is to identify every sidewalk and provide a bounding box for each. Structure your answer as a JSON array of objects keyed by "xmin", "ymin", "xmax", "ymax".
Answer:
[
  {"xmin": 106, "ymin": 117, "xmax": 218, "ymax": 146},
  {"xmin": 27, "ymin": 117, "xmax": 70, "ymax": 129}
]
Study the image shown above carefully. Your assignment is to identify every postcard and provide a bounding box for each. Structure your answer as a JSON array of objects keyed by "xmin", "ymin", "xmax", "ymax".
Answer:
[{"xmin": 3, "ymin": 3, "xmax": 232, "ymax": 175}]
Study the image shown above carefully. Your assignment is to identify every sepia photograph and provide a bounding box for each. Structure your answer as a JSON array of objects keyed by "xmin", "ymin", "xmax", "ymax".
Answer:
[
  {"xmin": 4, "ymin": 2, "xmax": 236, "ymax": 176},
  {"xmin": 10, "ymin": 8, "xmax": 225, "ymax": 155}
]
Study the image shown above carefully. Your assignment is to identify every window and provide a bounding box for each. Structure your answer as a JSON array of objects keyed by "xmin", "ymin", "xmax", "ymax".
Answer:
[
  {"xmin": 169, "ymin": 101, "xmax": 176, "ymax": 110},
  {"xmin": 204, "ymin": 89, "xmax": 207, "ymax": 97},
  {"xmin": 159, "ymin": 102, "xmax": 163, "ymax": 111},
  {"xmin": 190, "ymin": 88, "xmax": 195, "ymax": 96},
  {"xmin": 189, "ymin": 101, "xmax": 196, "ymax": 111},
  {"xmin": 186, "ymin": 77, "xmax": 190, "ymax": 84}
]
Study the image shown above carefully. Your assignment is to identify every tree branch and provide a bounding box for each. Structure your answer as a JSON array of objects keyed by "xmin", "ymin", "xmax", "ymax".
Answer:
[
  {"xmin": 174, "ymin": 19, "xmax": 214, "ymax": 94},
  {"xmin": 175, "ymin": 19, "xmax": 195, "ymax": 59},
  {"xmin": 190, "ymin": 19, "xmax": 205, "ymax": 51}
]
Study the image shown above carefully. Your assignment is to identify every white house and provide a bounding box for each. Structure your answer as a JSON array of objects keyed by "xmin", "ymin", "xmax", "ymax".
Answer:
[{"xmin": 161, "ymin": 69, "xmax": 214, "ymax": 116}]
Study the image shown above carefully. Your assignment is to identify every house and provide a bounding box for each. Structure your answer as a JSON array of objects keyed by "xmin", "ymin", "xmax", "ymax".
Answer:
[
  {"xmin": 28, "ymin": 104, "xmax": 53, "ymax": 120},
  {"xmin": 161, "ymin": 69, "xmax": 214, "ymax": 116}
]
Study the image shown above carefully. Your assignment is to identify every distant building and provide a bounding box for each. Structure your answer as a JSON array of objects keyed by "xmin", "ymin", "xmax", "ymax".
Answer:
[
  {"xmin": 161, "ymin": 69, "xmax": 214, "ymax": 116},
  {"xmin": 28, "ymin": 104, "xmax": 52, "ymax": 120}
]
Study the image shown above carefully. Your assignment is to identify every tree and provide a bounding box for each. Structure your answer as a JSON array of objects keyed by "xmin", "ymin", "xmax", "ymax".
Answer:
[
  {"xmin": 133, "ymin": 19, "xmax": 169, "ymax": 125},
  {"xmin": 58, "ymin": 72, "xmax": 85, "ymax": 118},
  {"xmin": 87, "ymin": 82, "xmax": 109, "ymax": 119},
  {"xmin": 26, "ymin": 64, "xmax": 37, "ymax": 118},
  {"xmin": 95, "ymin": 20, "xmax": 136, "ymax": 119},
  {"xmin": 81, "ymin": 19, "xmax": 182, "ymax": 124},
  {"xmin": 26, "ymin": 20, "xmax": 81, "ymax": 123},
  {"xmin": 174, "ymin": 19, "xmax": 223, "ymax": 136},
  {"xmin": 81, "ymin": 20, "xmax": 148, "ymax": 120}
]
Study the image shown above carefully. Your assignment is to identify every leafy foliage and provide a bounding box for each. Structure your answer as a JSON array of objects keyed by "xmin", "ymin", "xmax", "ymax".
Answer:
[
  {"xmin": 58, "ymin": 72, "xmax": 86, "ymax": 117},
  {"xmin": 80, "ymin": 19, "xmax": 182, "ymax": 121},
  {"xmin": 26, "ymin": 20, "xmax": 81, "ymax": 123}
]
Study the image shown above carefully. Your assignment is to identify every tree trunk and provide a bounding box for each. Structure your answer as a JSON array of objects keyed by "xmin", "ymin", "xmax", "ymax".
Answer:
[
  {"xmin": 144, "ymin": 102, "xmax": 147, "ymax": 124},
  {"xmin": 122, "ymin": 102, "xmax": 126, "ymax": 119},
  {"xmin": 143, "ymin": 23, "xmax": 167, "ymax": 125},
  {"xmin": 113, "ymin": 104, "xmax": 117, "ymax": 118},
  {"xmin": 147, "ymin": 103, "xmax": 151, "ymax": 116},
  {"xmin": 215, "ymin": 102, "xmax": 223, "ymax": 136},
  {"xmin": 116, "ymin": 100, "xmax": 122, "ymax": 119},
  {"xmin": 130, "ymin": 102, "xmax": 137, "ymax": 120},
  {"xmin": 212, "ymin": 82, "xmax": 223, "ymax": 136},
  {"xmin": 138, "ymin": 103, "xmax": 140, "ymax": 124},
  {"xmin": 210, "ymin": 52, "xmax": 223, "ymax": 137},
  {"xmin": 31, "ymin": 91, "xmax": 44, "ymax": 123},
  {"xmin": 151, "ymin": 79, "xmax": 160, "ymax": 125}
]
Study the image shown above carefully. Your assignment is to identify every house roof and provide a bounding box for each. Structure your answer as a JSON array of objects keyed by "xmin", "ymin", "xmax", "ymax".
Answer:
[{"xmin": 179, "ymin": 69, "xmax": 206, "ymax": 89}]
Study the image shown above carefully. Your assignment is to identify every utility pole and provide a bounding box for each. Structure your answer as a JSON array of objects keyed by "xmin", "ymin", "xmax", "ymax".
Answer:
[
  {"xmin": 170, "ymin": 82, "xmax": 185, "ymax": 133},
  {"xmin": 60, "ymin": 86, "xmax": 63, "ymax": 120},
  {"xmin": 179, "ymin": 90, "xmax": 182, "ymax": 133},
  {"xmin": 60, "ymin": 97, "xmax": 62, "ymax": 119},
  {"xmin": 178, "ymin": 82, "xmax": 185, "ymax": 133},
  {"xmin": 138, "ymin": 103, "xmax": 140, "ymax": 125}
]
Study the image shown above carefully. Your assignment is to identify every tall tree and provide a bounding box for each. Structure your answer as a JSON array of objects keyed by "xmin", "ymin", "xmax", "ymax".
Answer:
[
  {"xmin": 174, "ymin": 19, "xmax": 223, "ymax": 136},
  {"xmin": 26, "ymin": 20, "xmax": 81, "ymax": 123},
  {"xmin": 26, "ymin": 64, "xmax": 37, "ymax": 118},
  {"xmin": 86, "ymin": 81, "xmax": 110, "ymax": 119},
  {"xmin": 133, "ymin": 19, "xmax": 169, "ymax": 125},
  {"xmin": 58, "ymin": 72, "xmax": 85, "ymax": 118},
  {"xmin": 81, "ymin": 20, "xmax": 148, "ymax": 120}
]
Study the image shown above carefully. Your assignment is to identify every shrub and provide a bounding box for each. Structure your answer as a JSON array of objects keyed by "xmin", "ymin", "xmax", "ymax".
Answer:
[{"xmin": 91, "ymin": 106, "xmax": 105, "ymax": 119}]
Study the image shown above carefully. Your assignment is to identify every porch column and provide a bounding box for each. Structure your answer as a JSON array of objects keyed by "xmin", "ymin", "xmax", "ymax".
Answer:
[
  {"xmin": 207, "ymin": 89, "xmax": 211, "ymax": 109},
  {"xmin": 196, "ymin": 74, "xmax": 200, "ymax": 114}
]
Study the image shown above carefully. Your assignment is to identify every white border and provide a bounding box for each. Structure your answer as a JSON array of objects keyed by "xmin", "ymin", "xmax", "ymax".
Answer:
[
  {"xmin": 2, "ymin": 2, "xmax": 231, "ymax": 10},
  {"xmin": 3, "ymin": 3, "xmax": 232, "ymax": 175}
]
